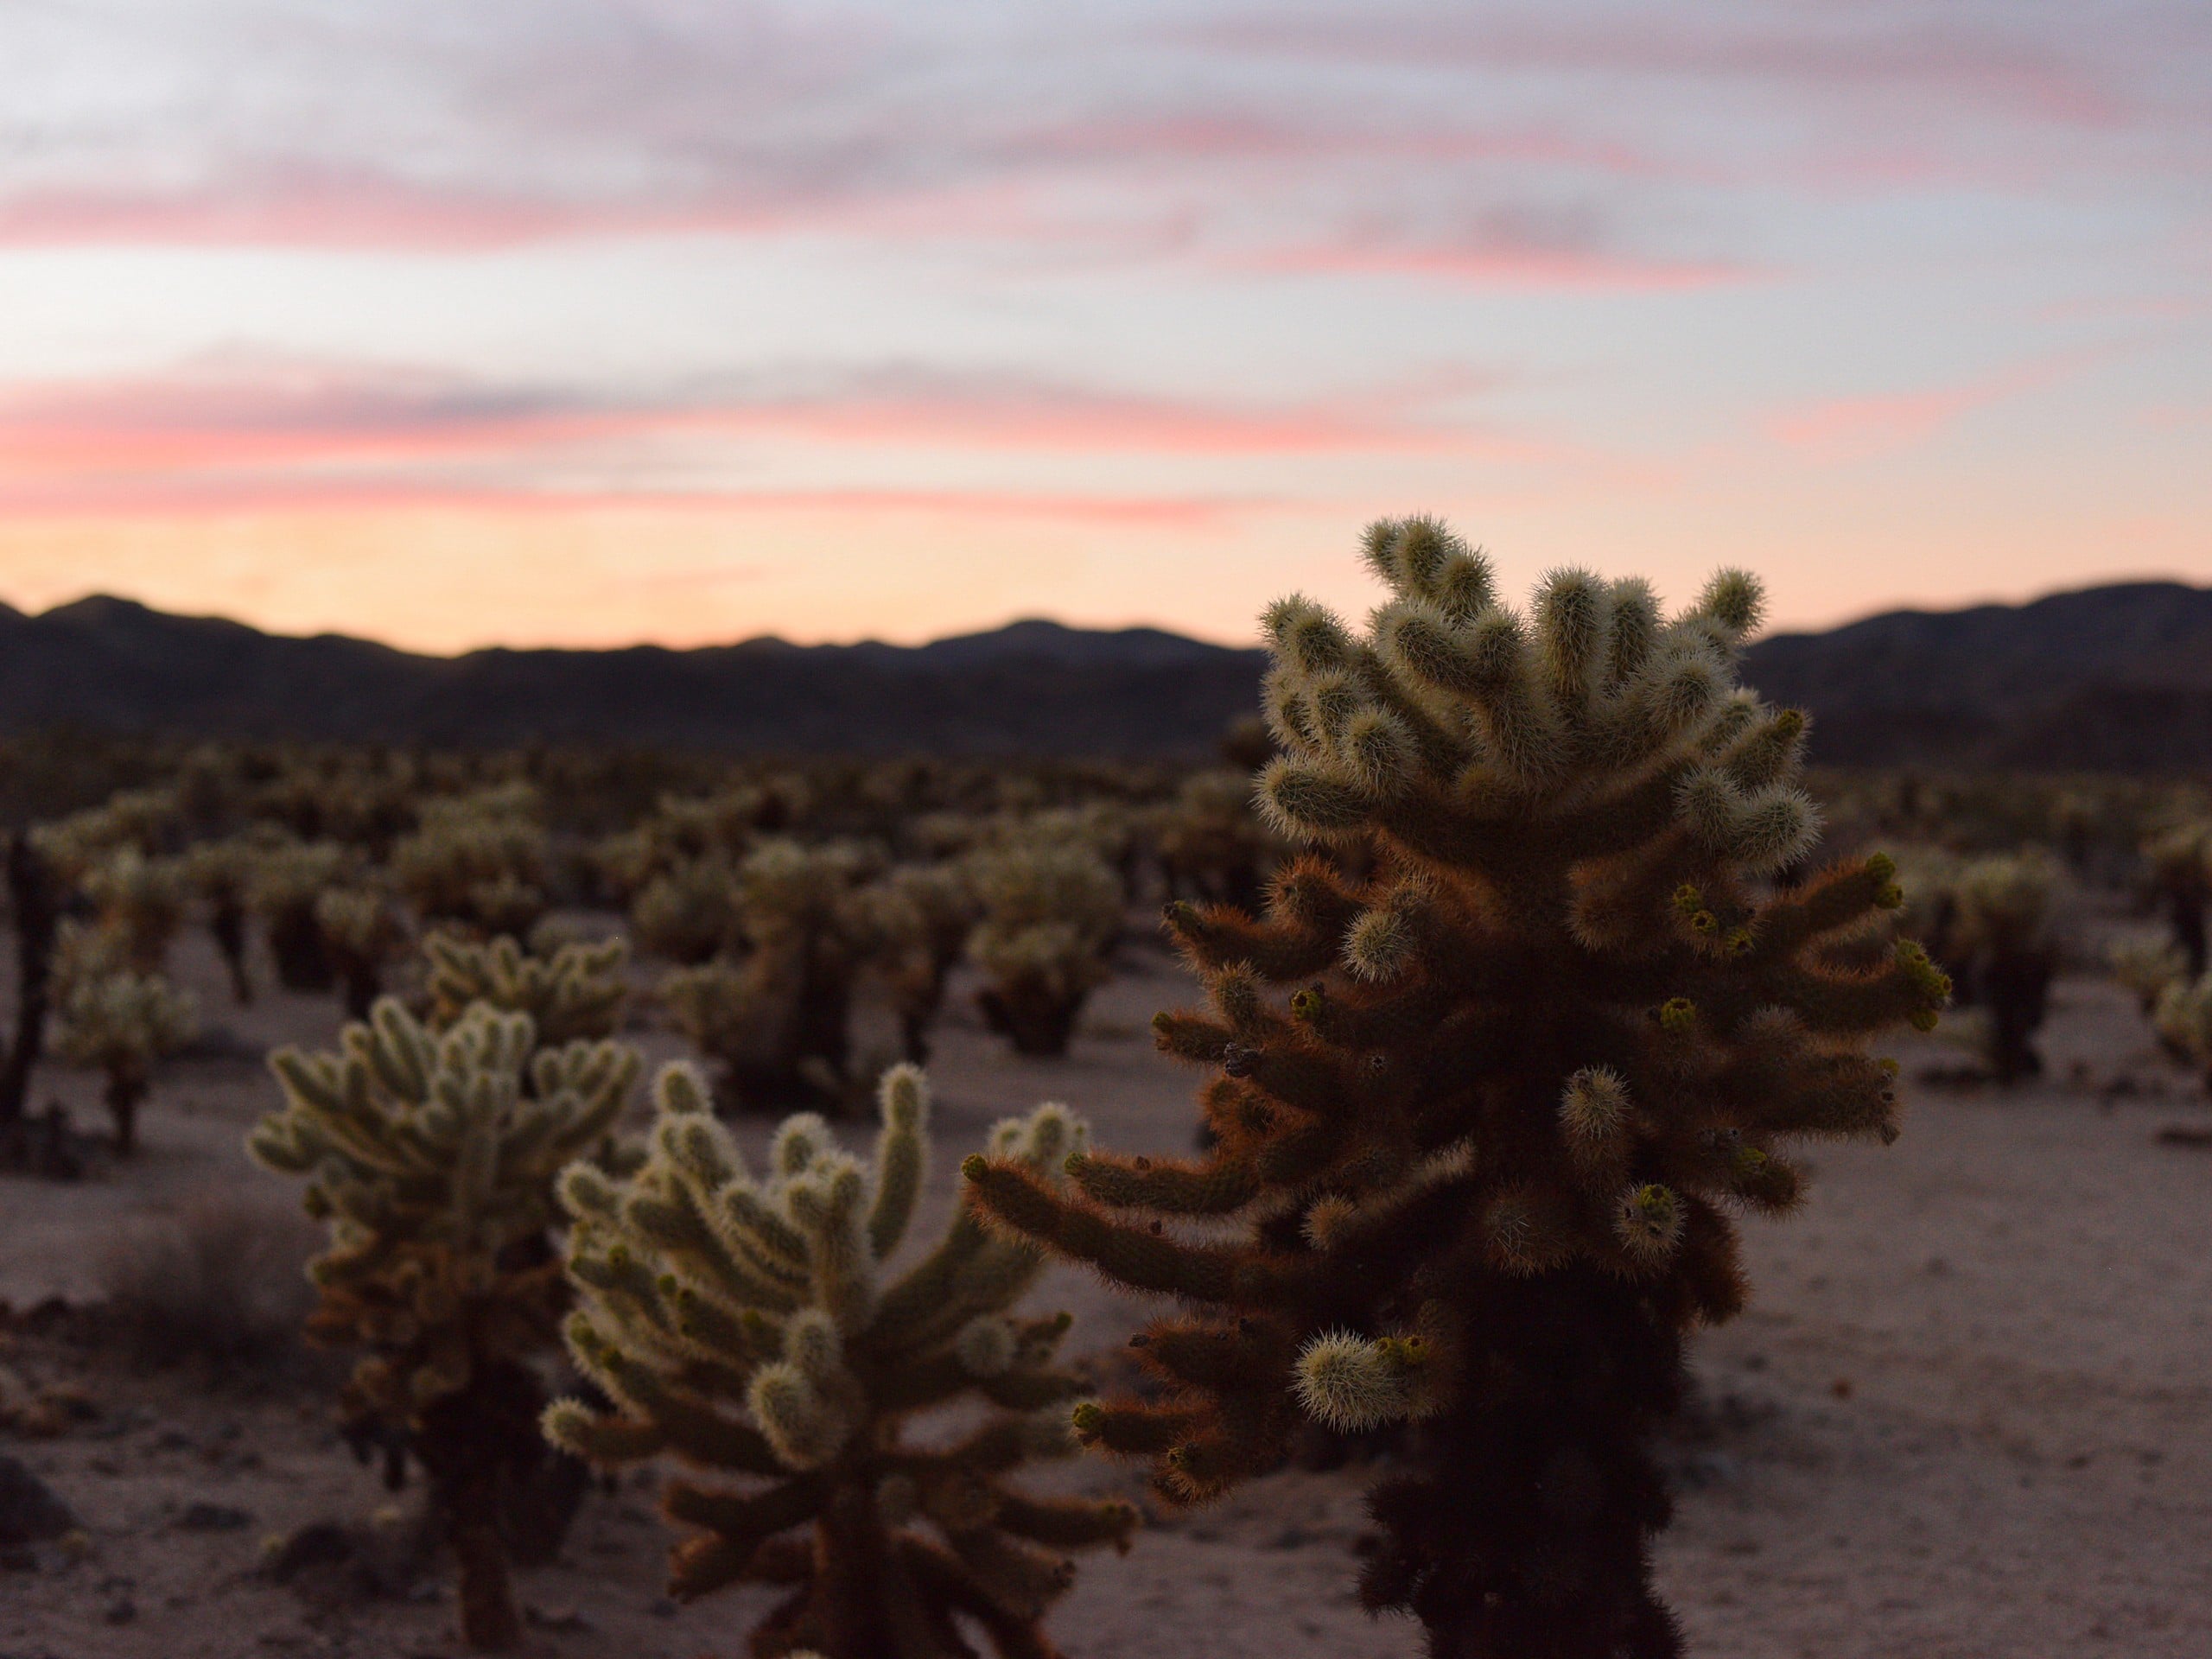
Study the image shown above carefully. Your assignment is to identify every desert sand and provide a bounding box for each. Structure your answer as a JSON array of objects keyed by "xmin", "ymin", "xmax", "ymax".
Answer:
[{"xmin": 1, "ymin": 925, "xmax": 2207, "ymax": 1658}]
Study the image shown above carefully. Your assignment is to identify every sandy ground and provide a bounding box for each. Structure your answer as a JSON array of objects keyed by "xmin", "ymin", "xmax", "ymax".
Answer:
[{"xmin": 1, "ymin": 925, "xmax": 2208, "ymax": 1658}]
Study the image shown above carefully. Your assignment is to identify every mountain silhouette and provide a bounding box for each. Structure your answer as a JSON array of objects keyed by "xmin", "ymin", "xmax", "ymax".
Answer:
[{"xmin": 3, "ymin": 582, "xmax": 2210, "ymax": 768}]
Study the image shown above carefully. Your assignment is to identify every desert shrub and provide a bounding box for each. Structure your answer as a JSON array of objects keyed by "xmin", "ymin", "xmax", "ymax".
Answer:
[
  {"xmin": 549, "ymin": 1063, "xmax": 1134, "ymax": 1657},
  {"xmin": 965, "ymin": 519, "xmax": 1942, "ymax": 1658},
  {"xmin": 98, "ymin": 1195, "xmax": 316, "ymax": 1370},
  {"xmin": 965, "ymin": 841, "xmax": 1123, "ymax": 1058}
]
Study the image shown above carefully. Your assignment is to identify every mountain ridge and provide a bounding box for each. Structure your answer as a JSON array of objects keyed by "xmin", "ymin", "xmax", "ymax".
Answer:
[{"xmin": 3, "ymin": 582, "xmax": 2210, "ymax": 767}]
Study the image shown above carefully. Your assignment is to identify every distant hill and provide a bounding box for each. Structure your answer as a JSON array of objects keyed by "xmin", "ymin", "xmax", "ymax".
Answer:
[{"xmin": 3, "ymin": 582, "xmax": 2211, "ymax": 768}]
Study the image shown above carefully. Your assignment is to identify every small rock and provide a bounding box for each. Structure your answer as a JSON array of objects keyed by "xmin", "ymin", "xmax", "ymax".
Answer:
[
  {"xmin": 0, "ymin": 1456, "xmax": 77, "ymax": 1548},
  {"xmin": 526, "ymin": 1605, "xmax": 594, "ymax": 1632}
]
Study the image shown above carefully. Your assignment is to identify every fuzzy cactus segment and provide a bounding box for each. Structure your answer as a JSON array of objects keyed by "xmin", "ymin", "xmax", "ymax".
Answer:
[
  {"xmin": 550, "ymin": 1061, "xmax": 1134, "ymax": 1659},
  {"xmin": 963, "ymin": 519, "xmax": 1942, "ymax": 1659}
]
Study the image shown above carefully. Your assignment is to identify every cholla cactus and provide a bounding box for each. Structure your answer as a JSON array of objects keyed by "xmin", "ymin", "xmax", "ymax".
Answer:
[
  {"xmin": 184, "ymin": 838, "xmax": 258, "ymax": 1005},
  {"xmin": 0, "ymin": 831, "xmax": 63, "ymax": 1141},
  {"xmin": 1154, "ymin": 770, "xmax": 1276, "ymax": 913},
  {"xmin": 2145, "ymin": 822, "xmax": 2212, "ymax": 978},
  {"xmin": 2112, "ymin": 934, "xmax": 2186, "ymax": 1019},
  {"xmin": 864, "ymin": 862, "xmax": 979, "ymax": 1063},
  {"xmin": 2153, "ymin": 974, "xmax": 2212, "ymax": 1090},
  {"xmin": 316, "ymin": 885, "xmax": 412, "ymax": 1020},
  {"xmin": 251, "ymin": 840, "xmax": 351, "ymax": 992},
  {"xmin": 54, "ymin": 967, "xmax": 197, "ymax": 1154},
  {"xmin": 964, "ymin": 520, "xmax": 1944, "ymax": 1659},
  {"xmin": 250, "ymin": 1001, "xmax": 639, "ymax": 1651},
  {"xmin": 391, "ymin": 788, "xmax": 553, "ymax": 938},
  {"xmin": 81, "ymin": 849, "xmax": 189, "ymax": 973},
  {"xmin": 660, "ymin": 841, "xmax": 876, "ymax": 1107},
  {"xmin": 548, "ymin": 1064, "xmax": 1135, "ymax": 1658},
  {"xmin": 631, "ymin": 855, "xmax": 746, "ymax": 965},
  {"xmin": 1947, "ymin": 851, "xmax": 2063, "ymax": 1084},
  {"xmin": 965, "ymin": 841, "xmax": 1123, "ymax": 1057},
  {"xmin": 426, "ymin": 931, "xmax": 629, "ymax": 1046}
]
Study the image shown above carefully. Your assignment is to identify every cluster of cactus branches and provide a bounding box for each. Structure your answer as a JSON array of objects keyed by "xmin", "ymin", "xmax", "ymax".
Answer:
[
  {"xmin": 550, "ymin": 1063, "xmax": 1135, "ymax": 1658},
  {"xmin": 249, "ymin": 933, "xmax": 638, "ymax": 1651},
  {"xmin": 966, "ymin": 520, "xmax": 1945, "ymax": 1658}
]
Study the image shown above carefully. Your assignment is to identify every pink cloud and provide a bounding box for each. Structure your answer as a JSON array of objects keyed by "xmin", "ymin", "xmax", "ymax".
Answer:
[
  {"xmin": 0, "ymin": 358, "xmax": 1523, "ymax": 513},
  {"xmin": 1765, "ymin": 350, "xmax": 2099, "ymax": 456}
]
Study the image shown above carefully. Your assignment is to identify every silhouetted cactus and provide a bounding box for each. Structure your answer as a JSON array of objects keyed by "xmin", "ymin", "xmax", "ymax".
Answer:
[
  {"xmin": 966, "ymin": 841, "xmax": 1122, "ymax": 1058},
  {"xmin": 0, "ymin": 830, "xmax": 63, "ymax": 1145},
  {"xmin": 632, "ymin": 855, "xmax": 747, "ymax": 965},
  {"xmin": 251, "ymin": 997, "xmax": 638, "ymax": 1650},
  {"xmin": 54, "ymin": 965, "xmax": 197, "ymax": 1154},
  {"xmin": 548, "ymin": 1063, "xmax": 1134, "ymax": 1658},
  {"xmin": 963, "ymin": 519, "xmax": 1943, "ymax": 1659},
  {"xmin": 1154, "ymin": 770, "xmax": 1275, "ymax": 913}
]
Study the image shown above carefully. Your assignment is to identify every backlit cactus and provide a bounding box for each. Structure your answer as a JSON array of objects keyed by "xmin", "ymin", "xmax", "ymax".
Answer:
[
  {"xmin": 251, "ymin": 840, "xmax": 351, "ymax": 992},
  {"xmin": 1946, "ymin": 850, "xmax": 2062, "ymax": 1084},
  {"xmin": 315, "ymin": 884, "xmax": 413, "ymax": 1020},
  {"xmin": 963, "ymin": 519, "xmax": 1944, "ymax": 1658},
  {"xmin": 965, "ymin": 840, "xmax": 1123, "ymax": 1057},
  {"xmin": 250, "ymin": 995, "xmax": 639, "ymax": 1650},
  {"xmin": 184, "ymin": 837, "xmax": 259, "ymax": 1005},
  {"xmin": 549, "ymin": 1063, "xmax": 1135, "ymax": 1659}
]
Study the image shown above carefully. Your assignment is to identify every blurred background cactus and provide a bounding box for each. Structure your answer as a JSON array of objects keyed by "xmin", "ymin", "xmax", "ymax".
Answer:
[
  {"xmin": 965, "ymin": 519, "xmax": 1944, "ymax": 1659},
  {"xmin": 54, "ymin": 961, "xmax": 197, "ymax": 1154},
  {"xmin": 184, "ymin": 836, "xmax": 260, "ymax": 1004},
  {"xmin": 658, "ymin": 839, "xmax": 878, "ymax": 1109},
  {"xmin": 550, "ymin": 1062, "xmax": 1134, "ymax": 1659},
  {"xmin": 249, "ymin": 957, "xmax": 639, "ymax": 1650},
  {"xmin": 863, "ymin": 861, "xmax": 980, "ymax": 1064},
  {"xmin": 391, "ymin": 785, "xmax": 553, "ymax": 939},
  {"xmin": 251, "ymin": 839, "xmax": 350, "ymax": 992},
  {"xmin": 1943, "ymin": 851, "xmax": 2064, "ymax": 1084},
  {"xmin": 966, "ymin": 838, "xmax": 1124, "ymax": 1058}
]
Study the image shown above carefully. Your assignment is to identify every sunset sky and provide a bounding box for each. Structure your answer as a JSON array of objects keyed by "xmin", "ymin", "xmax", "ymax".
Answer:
[{"xmin": 1, "ymin": 0, "xmax": 2207, "ymax": 653}]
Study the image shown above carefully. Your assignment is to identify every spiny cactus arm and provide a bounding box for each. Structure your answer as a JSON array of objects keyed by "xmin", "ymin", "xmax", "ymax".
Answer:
[
  {"xmin": 893, "ymin": 1535, "xmax": 1058, "ymax": 1659},
  {"xmin": 989, "ymin": 1492, "xmax": 1140, "ymax": 1553},
  {"xmin": 868, "ymin": 1211, "xmax": 993, "ymax": 1349},
  {"xmin": 1751, "ymin": 943, "xmax": 1951, "ymax": 1033},
  {"xmin": 868, "ymin": 1063, "xmax": 930, "ymax": 1260},
  {"xmin": 541, "ymin": 1397, "xmax": 666, "ymax": 1462},
  {"xmin": 1065, "ymin": 1149, "xmax": 1261, "ymax": 1215},
  {"xmin": 1160, "ymin": 897, "xmax": 1342, "ymax": 981},
  {"xmin": 963, "ymin": 1158, "xmax": 1244, "ymax": 1301},
  {"xmin": 1741, "ymin": 854, "xmax": 1904, "ymax": 961},
  {"xmin": 1068, "ymin": 1396, "xmax": 1211, "ymax": 1456},
  {"xmin": 662, "ymin": 1474, "xmax": 828, "ymax": 1602},
  {"xmin": 1128, "ymin": 1317, "xmax": 1297, "ymax": 1395}
]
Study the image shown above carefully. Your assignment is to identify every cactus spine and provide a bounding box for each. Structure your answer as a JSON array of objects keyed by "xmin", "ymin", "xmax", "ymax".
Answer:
[
  {"xmin": 963, "ymin": 519, "xmax": 1945, "ymax": 1658},
  {"xmin": 550, "ymin": 1063, "xmax": 1135, "ymax": 1658}
]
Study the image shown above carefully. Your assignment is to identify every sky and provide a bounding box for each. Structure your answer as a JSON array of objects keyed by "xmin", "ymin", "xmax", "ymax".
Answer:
[{"xmin": 0, "ymin": 0, "xmax": 2207, "ymax": 654}]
